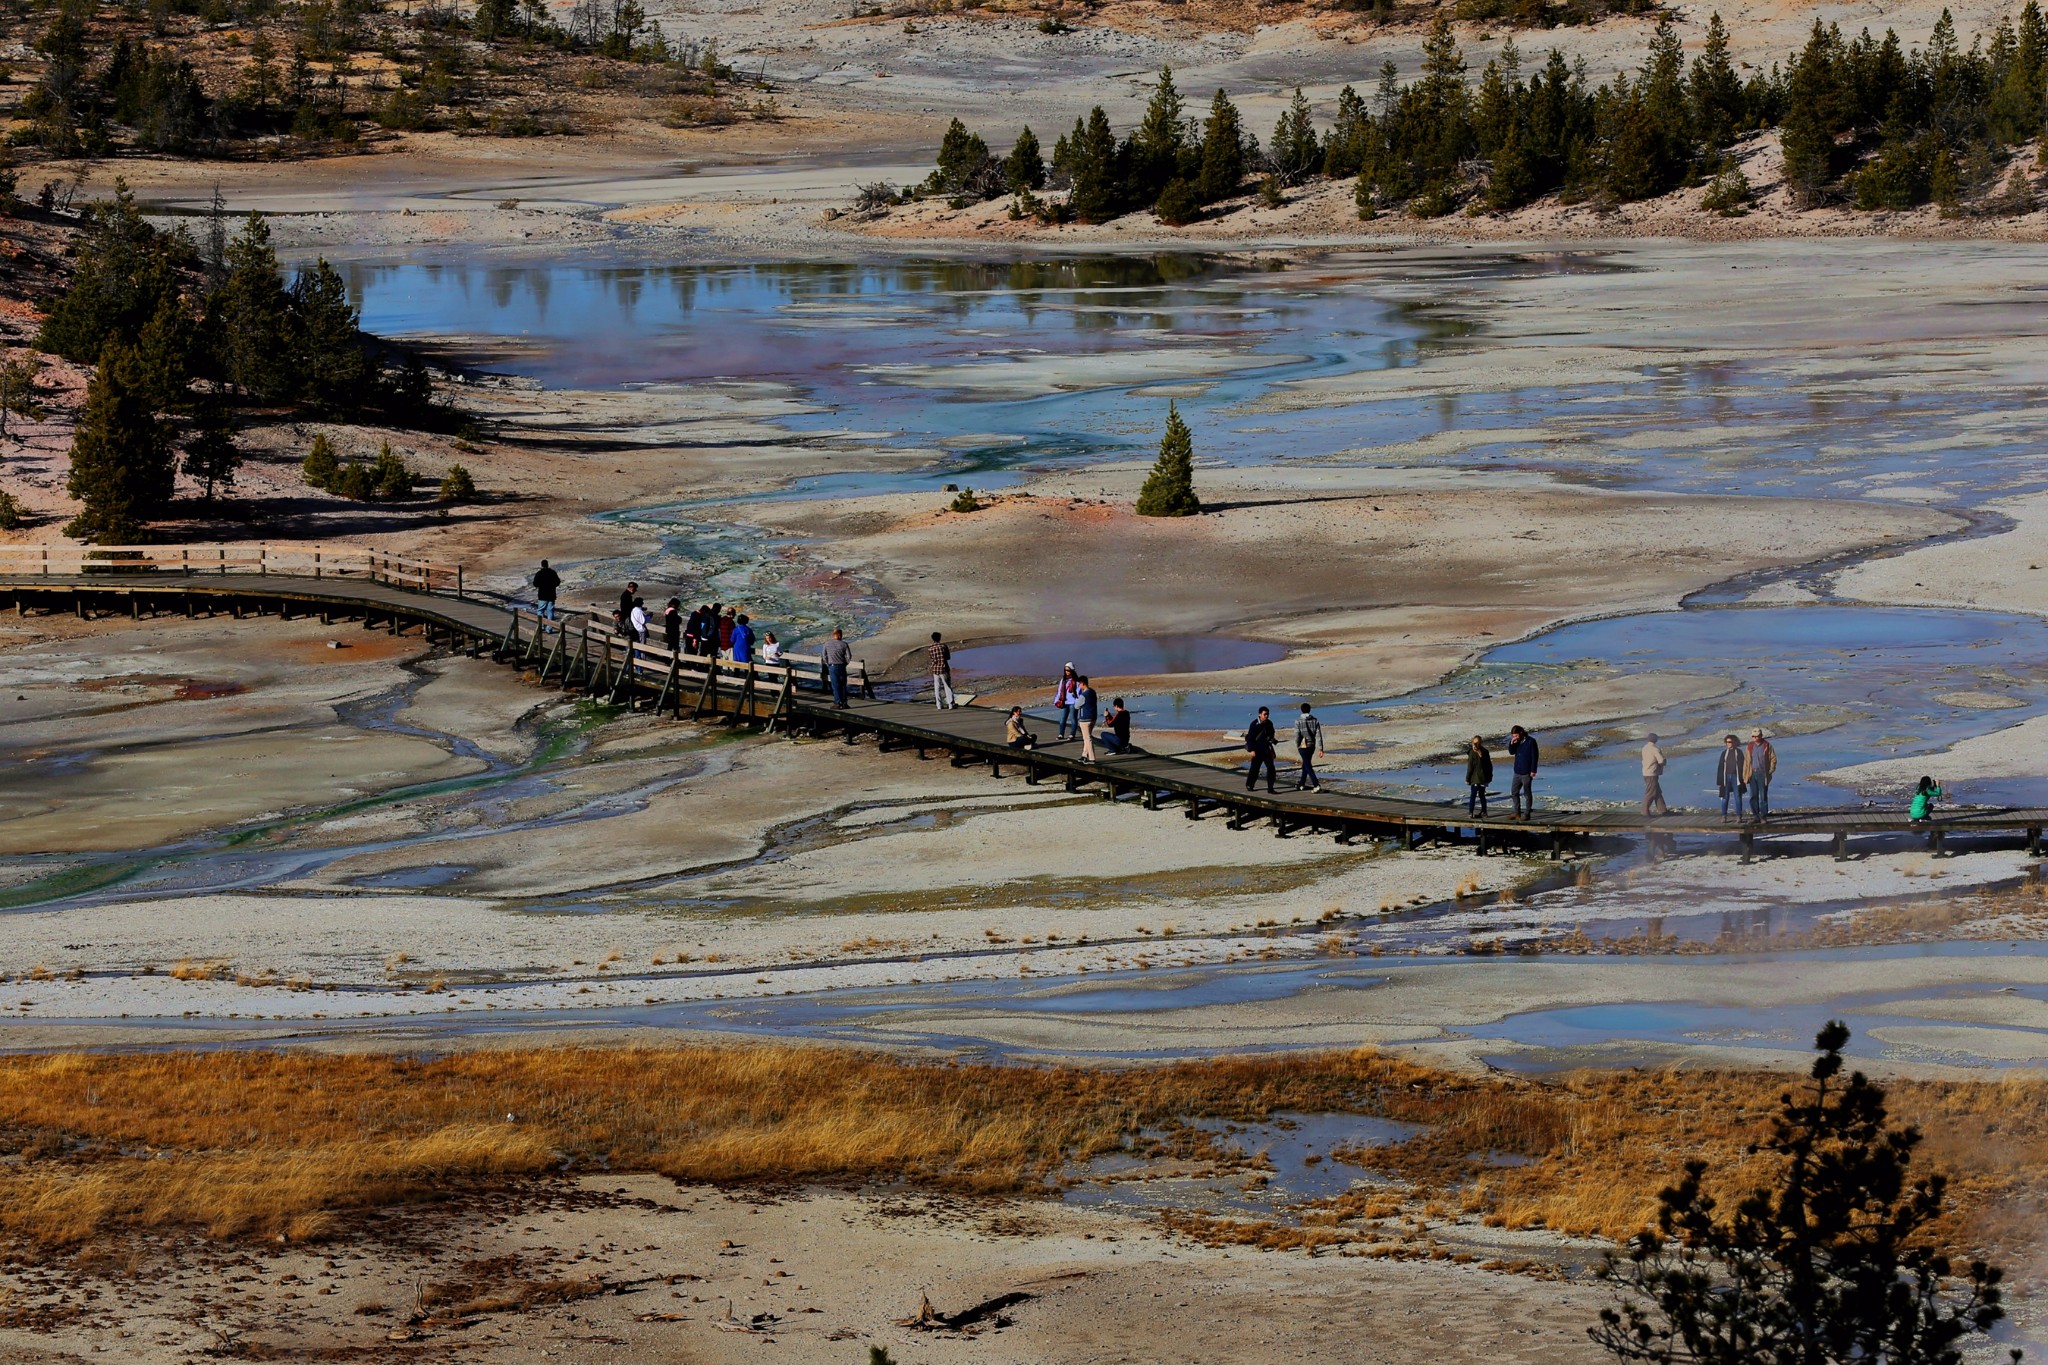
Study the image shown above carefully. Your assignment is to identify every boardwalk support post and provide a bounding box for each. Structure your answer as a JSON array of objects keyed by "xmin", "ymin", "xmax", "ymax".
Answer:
[
  {"xmin": 1740, "ymin": 831, "xmax": 1754, "ymax": 864},
  {"xmin": 1833, "ymin": 831, "xmax": 1848, "ymax": 862},
  {"xmin": 1549, "ymin": 830, "xmax": 1563, "ymax": 861},
  {"xmin": 2031, "ymin": 826, "xmax": 2042, "ymax": 858}
]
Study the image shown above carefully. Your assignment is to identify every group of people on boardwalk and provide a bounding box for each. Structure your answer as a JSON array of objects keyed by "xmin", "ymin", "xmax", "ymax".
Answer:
[
  {"xmin": 611, "ymin": 581, "xmax": 785, "ymax": 669},
  {"xmin": 1003, "ymin": 660, "xmax": 1133, "ymax": 760}
]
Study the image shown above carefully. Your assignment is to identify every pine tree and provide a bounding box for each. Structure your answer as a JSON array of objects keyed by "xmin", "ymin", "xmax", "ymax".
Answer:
[
  {"xmin": 1132, "ymin": 66, "xmax": 1191, "ymax": 198},
  {"xmin": 0, "ymin": 355, "xmax": 46, "ymax": 450},
  {"xmin": 1593, "ymin": 1022, "xmax": 2013, "ymax": 1365},
  {"xmin": 1002, "ymin": 127, "xmax": 1045, "ymax": 191},
  {"xmin": 181, "ymin": 396, "xmax": 241, "ymax": 503},
  {"xmin": 1640, "ymin": 17, "xmax": 1695, "ymax": 184},
  {"xmin": 1322, "ymin": 84, "xmax": 1370, "ymax": 177},
  {"xmin": 1195, "ymin": 90, "xmax": 1245, "ymax": 202},
  {"xmin": 928, "ymin": 118, "xmax": 992, "ymax": 197},
  {"xmin": 302, "ymin": 431, "xmax": 340, "ymax": 489},
  {"xmin": 1689, "ymin": 13, "xmax": 1746, "ymax": 148},
  {"xmin": 134, "ymin": 291, "xmax": 196, "ymax": 416},
  {"xmin": 1269, "ymin": 87, "xmax": 1319, "ymax": 184},
  {"xmin": 36, "ymin": 181, "xmax": 184, "ymax": 366},
  {"xmin": 65, "ymin": 340, "xmax": 175, "ymax": 542},
  {"xmin": 1067, "ymin": 106, "xmax": 1123, "ymax": 221},
  {"xmin": 1154, "ymin": 177, "xmax": 1201, "ymax": 224},
  {"xmin": 212, "ymin": 212, "xmax": 297, "ymax": 400},
  {"xmin": 289, "ymin": 258, "xmax": 370, "ymax": 409},
  {"xmin": 1135, "ymin": 402, "xmax": 1200, "ymax": 518},
  {"xmin": 1780, "ymin": 22, "xmax": 1846, "ymax": 206},
  {"xmin": 438, "ymin": 463, "xmax": 477, "ymax": 501}
]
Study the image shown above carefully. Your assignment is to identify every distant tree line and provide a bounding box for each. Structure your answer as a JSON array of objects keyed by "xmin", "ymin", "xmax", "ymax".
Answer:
[
  {"xmin": 38, "ymin": 184, "xmax": 449, "ymax": 541},
  {"xmin": 9, "ymin": 0, "xmax": 750, "ymax": 160},
  {"xmin": 918, "ymin": 7, "xmax": 2046, "ymax": 223}
]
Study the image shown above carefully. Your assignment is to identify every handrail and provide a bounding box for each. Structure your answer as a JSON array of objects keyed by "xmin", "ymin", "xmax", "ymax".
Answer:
[
  {"xmin": 0, "ymin": 542, "xmax": 465, "ymax": 596},
  {"xmin": 528, "ymin": 606, "xmax": 871, "ymax": 698},
  {"xmin": 554, "ymin": 607, "xmax": 871, "ymax": 688}
]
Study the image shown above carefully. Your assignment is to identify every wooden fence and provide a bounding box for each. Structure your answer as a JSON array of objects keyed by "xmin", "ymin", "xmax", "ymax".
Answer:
[{"xmin": 0, "ymin": 543, "xmax": 464, "ymax": 595}]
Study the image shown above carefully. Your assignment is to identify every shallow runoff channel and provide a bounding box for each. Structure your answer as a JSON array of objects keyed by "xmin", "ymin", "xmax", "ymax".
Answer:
[{"xmin": 340, "ymin": 241, "xmax": 2048, "ymax": 814}]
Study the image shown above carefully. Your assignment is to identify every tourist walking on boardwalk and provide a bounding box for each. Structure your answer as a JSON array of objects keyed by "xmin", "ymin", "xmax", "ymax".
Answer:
[
  {"xmin": 821, "ymin": 628, "xmax": 852, "ymax": 708},
  {"xmin": 1076, "ymin": 675, "xmax": 1100, "ymax": 761},
  {"xmin": 532, "ymin": 559, "xmax": 560, "ymax": 622},
  {"xmin": 1910, "ymin": 775, "xmax": 1945, "ymax": 822},
  {"xmin": 1294, "ymin": 703, "xmax": 1324, "ymax": 792},
  {"xmin": 616, "ymin": 581, "xmax": 638, "ymax": 633},
  {"xmin": 718, "ymin": 606, "xmax": 737, "ymax": 657},
  {"xmin": 1102, "ymin": 697, "xmax": 1132, "ymax": 754},
  {"xmin": 1053, "ymin": 664, "xmax": 1082, "ymax": 741},
  {"xmin": 702, "ymin": 603, "xmax": 722, "ymax": 656},
  {"xmin": 1641, "ymin": 733, "xmax": 1669, "ymax": 816},
  {"xmin": 1006, "ymin": 705, "xmax": 1037, "ymax": 749},
  {"xmin": 1245, "ymin": 706, "xmax": 1279, "ymax": 794},
  {"xmin": 662, "ymin": 598, "xmax": 682, "ymax": 654},
  {"xmin": 762, "ymin": 632, "xmax": 782, "ymax": 666},
  {"xmin": 928, "ymin": 631, "xmax": 957, "ymax": 710},
  {"xmin": 1507, "ymin": 725, "xmax": 1539, "ymax": 820},
  {"xmin": 1716, "ymin": 734, "xmax": 1745, "ymax": 820},
  {"xmin": 731, "ymin": 613, "xmax": 755, "ymax": 666},
  {"xmin": 627, "ymin": 596, "xmax": 648, "ymax": 644},
  {"xmin": 1743, "ymin": 728, "xmax": 1777, "ymax": 822},
  {"xmin": 1465, "ymin": 736, "xmax": 1493, "ymax": 817}
]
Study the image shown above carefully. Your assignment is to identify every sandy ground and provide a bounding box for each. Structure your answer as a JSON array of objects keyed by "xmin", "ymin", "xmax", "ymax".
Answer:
[
  {"xmin": 756, "ymin": 467, "xmax": 1952, "ymax": 693},
  {"xmin": 0, "ymin": 1176, "xmax": 1615, "ymax": 1365}
]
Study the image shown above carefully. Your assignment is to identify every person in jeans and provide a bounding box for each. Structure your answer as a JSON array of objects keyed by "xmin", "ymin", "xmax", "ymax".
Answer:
[
  {"xmin": 1507, "ymin": 725, "xmax": 1539, "ymax": 819},
  {"xmin": 532, "ymin": 559, "xmax": 560, "ymax": 621},
  {"xmin": 731, "ymin": 613, "xmax": 754, "ymax": 666},
  {"xmin": 1293, "ymin": 703, "xmax": 1324, "ymax": 792},
  {"xmin": 1076, "ymin": 675, "xmax": 1099, "ymax": 760},
  {"xmin": 1101, "ymin": 698, "xmax": 1132, "ymax": 754},
  {"xmin": 1743, "ymin": 728, "xmax": 1777, "ymax": 821},
  {"xmin": 1244, "ymin": 706, "xmax": 1279, "ymax": 793},
  {"xmin": 1053, "ymin": 664, "xmax": 1081, "ymax": 741},
  {"xmin": 1640, "ymin": 733, "xmax": 1669, "ymax": 816},
  {"xmin": 927, "ymin": 631, "xmax": 956, "ymax": 710},
  {"xmin": 1715, "ymin": 734, "xmax": 1745, "ymax": 820},
  {"xmin": 616, "ymin": 581, "xmax": 638, "ymax": 634},
  {"xmin": 821, "ymin": 628, "xmax": 852, "ymax": 708},
  {"xmin": 1465, "ymin": 736, "xmax": 1493, "ymax": 817}
]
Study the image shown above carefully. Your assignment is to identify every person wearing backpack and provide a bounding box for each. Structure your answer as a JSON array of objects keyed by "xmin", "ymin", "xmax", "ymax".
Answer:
[
  {"xmin": 1244, "ymin": 706, "xmax": 1278, "ymax": 794},
  {"xmin": 1465, "ymin": 736, "xmax": 1494, "ymax": 817}
]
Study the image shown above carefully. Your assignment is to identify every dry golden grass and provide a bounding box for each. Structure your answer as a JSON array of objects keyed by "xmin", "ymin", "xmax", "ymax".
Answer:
[
  {"xmin": 0, "ymin": 1046, "xmax": 1443, "ymax": 1247},
  {"xmin": 4, "ymin": 1045, "xmax": 2043, "ymax": 1269}
]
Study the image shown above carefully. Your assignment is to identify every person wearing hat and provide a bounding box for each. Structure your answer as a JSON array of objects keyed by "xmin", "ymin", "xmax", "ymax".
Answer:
[
  {"xmin": 1640, "ymin": 732, "xmax": 1669, "ymax": 816},
  {"xmin": 1742, "ymin": 728, "xmax": 1778, "ymax": 822},
  {"xmin": 1052, "ymin": 663, "xmax": 1082, "ymax": 742}
]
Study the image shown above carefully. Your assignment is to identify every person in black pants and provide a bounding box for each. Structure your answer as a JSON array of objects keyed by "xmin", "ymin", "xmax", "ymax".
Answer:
[{"xmin": 1244, "ymin": 706, "xmax": 1279, "ymax": 793}]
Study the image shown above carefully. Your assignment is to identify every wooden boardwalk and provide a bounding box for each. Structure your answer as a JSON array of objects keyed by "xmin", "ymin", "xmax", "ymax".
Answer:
[{"xmin": 6, "ymin": 556, "xmax": 2046, "ymax": 862}]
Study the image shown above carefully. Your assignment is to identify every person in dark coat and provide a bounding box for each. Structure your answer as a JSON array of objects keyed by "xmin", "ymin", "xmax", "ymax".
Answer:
[
  {"xmin": 663, "ymin": 598, "xmax": 682, "ymax": 654},
  {"xmin": 532, "ymin": 560, "xmax": 560, "ymax": 621},
  {"xmin": 1465, "ymin": 736, "xmax": 1493, "ymax": 817},
  {"xmin": 1507, "ymin": 725, "xmax": 1539, "ymax": 819},
  {"xmin": 1716, "ymin": 734, "xmax": 1745, "ymax": 820},
  {"xmin": 616, "ymin": 581, "xmax": 638, "ymax": 633},
  {"xmin": 1244, "ymin": 706, "xmax": 1278, "ymax": 794}
]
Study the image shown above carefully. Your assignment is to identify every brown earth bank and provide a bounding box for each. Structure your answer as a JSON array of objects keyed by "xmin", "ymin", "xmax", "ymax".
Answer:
[{"xmin": 0, "ymin": 1043, "xmax": 2038, "ymax": 1361}]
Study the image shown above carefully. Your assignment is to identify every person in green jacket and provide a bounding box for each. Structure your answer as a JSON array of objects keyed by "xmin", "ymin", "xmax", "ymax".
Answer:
[
  {"xmin": 1465, "ymin": 736, "xmax": 1494, "ymax": 818},
  {"xmin": 1909, "ymin": 775, "xmax": 1944, "ymax": 822}
]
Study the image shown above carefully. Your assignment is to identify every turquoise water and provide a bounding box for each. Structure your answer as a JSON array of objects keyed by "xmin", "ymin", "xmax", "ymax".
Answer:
[{"xmin": 336, "ymin": 249, "xmax": 2048, "ymax": 808}]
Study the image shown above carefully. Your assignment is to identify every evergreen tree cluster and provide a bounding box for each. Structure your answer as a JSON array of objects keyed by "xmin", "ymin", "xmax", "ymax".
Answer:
[
  {"xmin": 11, "ymin": 0, "xmax": 745, "ymax": 160},
  {"xmin": 927, "ymin": 8, "xmax": 2046, "ymax": 225},
  {"xmin": 41, "ymin": 183, "xmax": 447, "ymax": 541},
  {"xmin": 303, "ymin": 435, "xmax": 420, "ymax": 501}
]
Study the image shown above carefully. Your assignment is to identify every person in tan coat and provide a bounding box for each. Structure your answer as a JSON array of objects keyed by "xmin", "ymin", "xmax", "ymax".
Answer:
[{"xmin": 1742, "ymin": 728, "xmax": 1778, "ymax": 822}]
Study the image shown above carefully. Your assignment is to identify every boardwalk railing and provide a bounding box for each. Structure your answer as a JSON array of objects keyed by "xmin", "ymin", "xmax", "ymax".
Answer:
[
  {"xmin": 496, "ymin": 606, "xmax": 872, "ymax": 720},
  {"xmin": 0, "ymin": 543, "xmax": 464, "ymax": 595}
]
